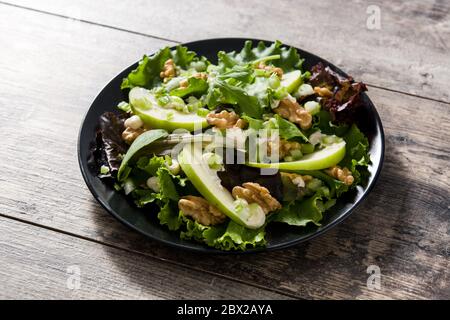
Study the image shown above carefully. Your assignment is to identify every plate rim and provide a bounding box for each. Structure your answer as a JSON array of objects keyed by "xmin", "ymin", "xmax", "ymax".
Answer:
[{"xmin": 77, "ymin": 37, "xmax": 385, "ymax": 254}]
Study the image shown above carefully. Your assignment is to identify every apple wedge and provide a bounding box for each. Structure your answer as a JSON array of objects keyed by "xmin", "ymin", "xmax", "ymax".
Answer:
[
  {"xmin": 247, "ymin": 140, "xmax": 346, "ymax": 171},
  {"xmin": 178, "ymin": 143, "xmax": 266, "ymax": 229},
  {"xmin": 129, "ymin": 87, "xmax": 209, "ymax": 132}
]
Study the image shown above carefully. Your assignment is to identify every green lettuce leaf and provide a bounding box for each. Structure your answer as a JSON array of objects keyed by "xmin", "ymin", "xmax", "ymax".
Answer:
[
  {"xmin": 244, "ymin": 76, "xmax": 274, "ymax": 111},
  {"xmin": 132, "ymin": 189, "xmax": 159, "ymax": 207},
  {"xmin": 158, "ymin": 201, "xmax": 183, "ymax": 231},
  {"xmin": 312, "ymin": 110, "xmax": 349, "ymax": 136},
  {"xmin": 339, "ymin": 124, "xmax": 370, "ymax": 183},
  {"xmin": 121, "ymin": 45, "xmax": 205, "ymax": 90},
  {"xmin": 218, "ymin": 40, "xmax": 303, "ymax": 72},
  {"xmin": 117, "ymin": 129, "xmax": 168, "ymax": 181},
  {"xmin": 294, "ymin": 170, "xmax": 348, "ymax": 197},
  {"xmin": 271, "ymin": 190, "xmax": 335, "ymax": 227},
  {"xmin": 171, "ymin": 46, "xmax": 196, "ymax": 69},
  {"xmin": 121, "ymin": 47, "xmax": 171, "ymax": 90},
  {"xmin": 158, "ymin": 168, "xmax": 179, "ymax": 201},
  {"xmin": 130, "ymin": 155, "xmax": 182, "ymax": 207},
  {"xmin": 207, "ymin": 220, "xmax": 266, "ymax": 250},
  {"xmin": 169, "ymin": 77, "xmax": 208, "ymax": 98},
  {"xmin": 266, "ymin": 114, "xmax": 308, "ymax": 142},
  {"xmin": 206, "ymin": 79, "xmax": 263, "ymax": 118},
  {"xmin": 180, "ymin": 215, "xmax": 266, "ymax": 251},
  {"xmin": 217, "ymin": 64, "xmax": 255, "ymax": 83},
  {"xmin": 136, "ymin": 155, "xmax": 165, "ymax": 176},
  {"xmin": 242, "ymin": 115, "xmax": 264, "ymax": 130}
]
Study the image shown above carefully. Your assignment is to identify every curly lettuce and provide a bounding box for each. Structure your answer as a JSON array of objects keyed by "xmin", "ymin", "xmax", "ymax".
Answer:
[
  {"xmin": 271, "ymin": 190, "xmax": 335, "ymax": 227},
  {"xmin": 205, "ymin": 79, "xmax": 263, "ymax": 118},
  {"xmin": 121, "ymin": 45, "xmax": 207, "ymax": 90},
  {"xmin": 181, "ymin": 215, "xmax": 266, "ymax": 251},
  {"xmin": 218, "ymin": 40, "xmax": 304, "ymax": 72},
  {"xmin": 339, "ymin": 124, "xmax": 370, "ymax": 184}
]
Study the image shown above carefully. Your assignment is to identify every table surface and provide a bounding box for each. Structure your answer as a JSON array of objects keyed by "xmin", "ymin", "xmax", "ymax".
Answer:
[{"xmin": 0, "ymin": 0, "xmax": 449, "ymax": 300}]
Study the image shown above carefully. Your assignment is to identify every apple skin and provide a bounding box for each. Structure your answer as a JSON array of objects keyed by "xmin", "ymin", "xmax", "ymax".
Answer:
[
  {"xmin": 178, "ymin": 144, "xmax": 266, "ymax": 229},
  {"xmin": 129, "ymin": 87, "xmax": 209, "ymax": 132},
  {"xmin": 281, "ymin": 70, "xmax": 302, "ymax": 93},
  {"xmin": 247, "ymin": 141, "xmax": 346, "ymax": 171}
]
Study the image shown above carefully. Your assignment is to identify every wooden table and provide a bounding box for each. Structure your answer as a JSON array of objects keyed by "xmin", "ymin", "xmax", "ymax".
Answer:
[{"xmin": 0, "ymin": 0, "xmax": 449, "ymax": 300}]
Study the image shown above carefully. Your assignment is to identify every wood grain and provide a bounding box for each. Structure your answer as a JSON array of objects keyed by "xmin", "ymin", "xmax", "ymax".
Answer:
[
  {"xmin": 0, "ymin": 3, "xmax": 449, "ymax": 299},
  {"xmin": 3, "ymin": 0, "xmax": 450, "ymax": 103},
  {"xmin": 0, "ymin": 216, "xmax": 288, "ymax": 299}
]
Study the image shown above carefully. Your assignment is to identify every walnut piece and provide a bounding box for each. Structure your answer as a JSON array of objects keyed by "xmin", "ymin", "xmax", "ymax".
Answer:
[
  {"xmin": 232, "ymin": 182, "xmax": 281, "ymax": 214},
  {"xmin": 206, "ymin": 110, "xmax": 247, "ymax": 129},
  {"xmin": 179, "ymin": 78, "xmax": 189, "ymax": 89},
  {"xmin": 325, "ymin": 165, "xmax": 354, "ymax": 186},
  {"xmin": 274, "ymin": 98, "xmax": 312, "ymax": 130},
  {"xmin": 314, "ymin": 86, "xmax": 333, "ymax": 98},
  {"xmin": 256, "ymin": 62, "xmax": 283, "ymax": 78},
  {"xmin": 193, "ymin": 72, "xmax": 208, "ymax": 80},
  {"xmin": 281, "ymin": 172, "xmax": 313, "ymax": 188},
  {"xmin": 178, "ymin": 196, "xmax": 226, "ymax": 226},
  {"xmin": 122, "ymin": 127, "xmax": 145, "ymax": 144},
  {"xmin": 159, "ymin": 58, "xmax": 177, "ymax": 82}
]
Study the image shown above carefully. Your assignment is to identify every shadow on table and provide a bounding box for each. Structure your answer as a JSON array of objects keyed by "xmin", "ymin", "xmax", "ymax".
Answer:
[{"xmin": 89, "ymin": 137, "xmax": 448, "ymax": 298}]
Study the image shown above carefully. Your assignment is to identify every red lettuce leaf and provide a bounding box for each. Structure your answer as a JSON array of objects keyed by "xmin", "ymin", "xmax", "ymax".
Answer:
[
  {"xmin": 90, "ymin": 112, "xmax": 128, "ymax": 178},
  {"xmin": 309, "ymin": 62, "xmax": 367, "ymax": 124}
]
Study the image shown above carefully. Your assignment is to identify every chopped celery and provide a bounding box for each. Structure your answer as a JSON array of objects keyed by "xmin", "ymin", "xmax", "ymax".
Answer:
[
  {"xmin": 268, "ymin": 73, "xmax": 281, "ymax": 89},
  {"xmin": 301, "ymin": 143, "xmax": 315, "ymax": 154},
  {"xmin": 306, "ymin": 178, "xmax": 322, "ymax": 191},
  {"xmin": 304, "ymin": 101, "xmax": 321, "ymax": 115},
  {"xmin": 289, "ymin": 149, "xmax": 303, "ymax": 160},
  {"xmin": 100, "ymin": 165, "xmax": 110, "ymax": 175}
]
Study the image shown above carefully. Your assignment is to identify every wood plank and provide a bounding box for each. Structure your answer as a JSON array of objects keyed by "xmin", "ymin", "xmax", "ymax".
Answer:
[
  {"xmin": 0, "ymin": 4, "xmax": 449, "ymax": 299},
  {"xmin": 0, "ymin": 217, "xmax": 289, "ymax": 299},
  {"xmin": 3, "ymin": 0, "xmax": 450, "ymax": 103}
]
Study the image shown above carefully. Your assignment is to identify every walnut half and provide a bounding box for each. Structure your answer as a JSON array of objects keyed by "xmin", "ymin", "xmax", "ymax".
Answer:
[
  {"xmin": 178, "ymin": 196, "xmax": 226, "ymax": 226},
  {"xmin": 232, "ymin": 182, "xmax": 281, "ymax": 214},
  {"xmin": 274, "ymin": 98, "xmax": 312, "ymax": 130},
  {"xmin": 206, "ymin": 110, "xmax": 247, "ymax": 129}
]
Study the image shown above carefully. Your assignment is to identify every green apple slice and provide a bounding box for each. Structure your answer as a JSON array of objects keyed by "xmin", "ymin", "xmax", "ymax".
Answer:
[
  {"xmin": 129, "ymin": 87, "xmax": 209, "ymax": 132},
  {"xmin": 178, "ymin": 143, "xmax": 266, "ymax": 229},
  {"xmin": 247, "ymin": 140, "xmax": 346, "ymax": 171},
  {"xmin": 280, "ymin": 70, "xmax": 302, "ymax": 93}
]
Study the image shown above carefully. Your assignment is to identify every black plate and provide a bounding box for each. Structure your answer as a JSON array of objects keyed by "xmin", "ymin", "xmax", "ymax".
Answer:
[{"xmin": 78, "ymin": 38, "xmax": 385, "ymax": 253}]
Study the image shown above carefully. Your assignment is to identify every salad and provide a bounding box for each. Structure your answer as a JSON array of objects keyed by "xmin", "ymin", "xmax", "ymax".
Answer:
[{"xmin": 92, "ymin": 40, "xmax": 370, "ymax": 251}]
